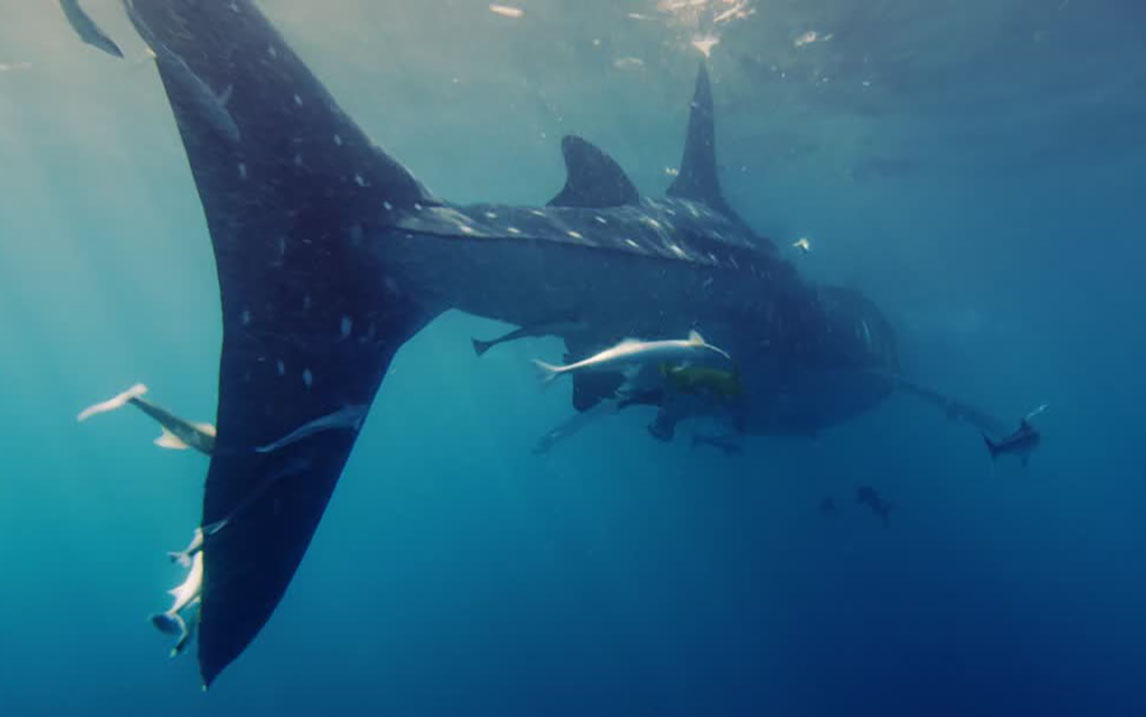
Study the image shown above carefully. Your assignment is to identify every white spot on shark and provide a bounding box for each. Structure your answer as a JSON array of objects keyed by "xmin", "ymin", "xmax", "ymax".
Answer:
[
  {"xmin": 340, "ymin": 316, "xmax": 353, "ymax": 338},
  {"xmin": 294, "ymin": 93, "xmax": 303, "ymax": 107},
  {"xmin": 625, "ymin": 238, "xmax": 640, "ymax": 248},
  {"xmin": 241, "ymin": 309, "xmax": 251, "ymax": 326},
  {"xmin": 460, "ymin": 225, "xmax": 475, "ymax": 234},
  {"xmin": 383, "ymin": 201, "xmax": 393, "ymax": 212},
  {"xmin": 237, "ymin": 162, "xmax": 248, "ymax": 181},
  {"xmin": 530, "ymin": 209, "xmax": 546, "ymax": 218},
  {"xmin": 594, "ymin": 216, "xmax": 608, "ymax": 225},
  {"xmin": 354, "ymin": 173, "xmax": 367, "ymax": 187},
  {"xmin": 484, "ymin": 211, "xmax": 498, "ymax": 220},
  {"xmin": 567, "ymin": 230, "xmax": 584, "ymax": 240},
  {"xmin": 294, "ymin": 153, "xmax": 303, "ymax": 167},
  {"xmin": 276, "ymin": 360, "xmax": 285, "ymax": 376},
  {"xmin": 333, "ymin": 133, "xmax": 343, "ymax": 146},
  {"xmin": 414, "ymin": 202, "xmax": 424, "ymax": 211},
  {"xmin": 267, "ymin": 45, "xmax": 278, "ymax": 59},
  {"xmin": 668, "ymin": 243, "xmax": 686, "ymax": 257},
  {"xmin": 507, "ymin": 226, "xmax": 521, "ymax": 235},
  {"xmin": 302, "ymin": 369, "xmax": 313, "ymax": 389}
]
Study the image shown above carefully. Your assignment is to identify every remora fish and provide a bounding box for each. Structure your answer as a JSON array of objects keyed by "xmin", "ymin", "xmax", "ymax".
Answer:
[
  {"xmin": 77, "ymin": 384, "xmax": 216, "ymax": 455},
  {"xmin": 150, "ymin": 550, "xmax": 203, "ymax": 657},
  {"xmin": 982, "ymin": 405, "xmax": 1046, "ymax": 467},
  {"xmin": 472, "ymin": 315, "xmax": 587, "ymax": 357},
  {"xmin": 533, "ymin": 331, "xmax": 730, "ymax": 384},
  {"xmin": 855, "ymin": 485, "xmax": 892, "ymax": 528},
  {"xmin": 119, "ymin": 0, "xmax": 967, "ymax": 686},
  {"xmin": 59, "ymin": 0, "xmax": 124, "ymax": 58}
]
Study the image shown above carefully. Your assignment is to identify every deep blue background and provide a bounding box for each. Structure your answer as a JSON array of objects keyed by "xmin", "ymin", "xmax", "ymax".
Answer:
[{"xmin": 1, "ymin": 1, "xmax": 1144, "ymax": 715}]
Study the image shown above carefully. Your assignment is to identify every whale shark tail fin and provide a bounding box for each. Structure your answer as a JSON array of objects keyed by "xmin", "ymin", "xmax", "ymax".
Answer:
[
  {"xmin": 125, "ymin": 0, "xmax": 437, "ymax": 687},
  {"xmin": 77, "ymin": 383, "xmax": 148, "ymax": 422}
]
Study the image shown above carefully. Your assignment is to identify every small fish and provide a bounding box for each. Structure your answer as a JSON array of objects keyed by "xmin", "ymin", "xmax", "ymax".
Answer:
[
  {"xmin": 59, "ymin": 0, "xmax": 124, "ymax": 58},
  {"xmin": 856, "ymin": 485, "xmax": 892, "ymax": 527},
  {"xmin": 792, "ymin": 237, "xmax": 812, "ymax": 254},
  {"xmin": 255, "ymin": 404, "xmax": 369, "ymax": 453},
  {"xmin": 78, "ymin": 383, "xmax": 216, "ymax": 455},
  {"xmin": 150, "ymin": 550, "xmax": 203, "ymax": 656},
  {"xmin": 125, "ymin": 3, "xmax": 240, "ymax": 144},
  {"xmin": 691, "ymin": 432, "xmax": 742, "ymax": 455},
  {"xmin": 533, "ymin": 330, "xmax": 730, "ymax": 385},
  {"xmin": 982, "ymin": 408, "xmax": 1044, "ymax": 467},
  {"xmin": 472, "ymin": 315, "xmax": 587, "ymax": 357}
]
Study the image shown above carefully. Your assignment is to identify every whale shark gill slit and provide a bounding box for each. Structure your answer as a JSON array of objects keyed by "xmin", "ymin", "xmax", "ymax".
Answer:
[{"xmin": 126, "ymin": 0, "xmax": 435, "ymax": 687}]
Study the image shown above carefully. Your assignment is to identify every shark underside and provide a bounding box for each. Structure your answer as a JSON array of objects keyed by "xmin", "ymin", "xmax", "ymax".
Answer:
[{"xmin": 123, "ymin": 0, "xmax": 902, "ymax": 687}]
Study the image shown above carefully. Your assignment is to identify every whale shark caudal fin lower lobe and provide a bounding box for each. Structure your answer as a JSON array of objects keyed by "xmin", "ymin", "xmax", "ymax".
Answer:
[{"xmin": 126, "ymin": 0, "xmax": 435, "ymax": 687}]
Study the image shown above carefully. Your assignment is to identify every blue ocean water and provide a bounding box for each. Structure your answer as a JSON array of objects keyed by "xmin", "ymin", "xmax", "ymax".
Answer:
[{"xmin": 2, "ymin": 1, "xmax": 1145, "ymax": 715}]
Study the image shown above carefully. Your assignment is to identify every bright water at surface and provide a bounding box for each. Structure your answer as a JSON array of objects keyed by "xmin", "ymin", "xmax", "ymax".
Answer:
[{"xmin": 2, "ymin": 0, "xmax": 1145, "ymax": 714}]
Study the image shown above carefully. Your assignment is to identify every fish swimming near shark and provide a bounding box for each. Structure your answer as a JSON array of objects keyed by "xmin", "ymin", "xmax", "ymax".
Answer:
[
  {"xmin": 150, "ymin": 549, "xmax": 203, "ymax": 658},
  {"xmin": 856, "ymin": 485, "xmax": 892, "ymax": 527},
  {"xmin": 472, "ymin": 315, "xmax": 587, "ymax": 357},
  {"xmin": 78, "ymin": 383, "xmax": 216, "ymax": 455},
  {"xmin": 534, "ymin": 331, "xmax": 730, "ymax": 385},
  {"xmin": 114, "ymin": 0, "xmax": 964, "ymax": 686},
  {"xmin": 59, "ymin": 0, "xmax": 124, "ymax": 58},
  {"xmin": 982, "ymin": 404, "xmax": 1046, "ymax": 467}
]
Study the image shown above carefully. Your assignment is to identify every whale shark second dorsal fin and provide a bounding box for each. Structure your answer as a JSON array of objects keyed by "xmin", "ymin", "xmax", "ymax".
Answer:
[
  {"xmin": 547, "ymin": 135, "xmax": 639, "ymax": 208},
  {"xmin": 667, "ymin": 63, "xmax": 732, "ymax": 216}
]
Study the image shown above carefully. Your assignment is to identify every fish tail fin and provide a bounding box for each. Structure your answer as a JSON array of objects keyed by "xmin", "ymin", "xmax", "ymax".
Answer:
[
  {"xmin": 77, "ymin": 383, "xmax": 149, "ymax": 422},
  {"xmin": 150, "ymin": 612, "xmax": 185, "ymax": 637},
  {"xmin": 154, "ymin": 427, "xmax": 191, "ymax": 451},
  {"xmin": 982, "ymin": 433, "xmax": 999, "ymax": 458},
  {"xmin": 472, "ymin": 338, "xmax": 493, "ymax": 357},
  {"xmin": 533, "ymin": 360, "xmax": 562, "ymax": 386}
]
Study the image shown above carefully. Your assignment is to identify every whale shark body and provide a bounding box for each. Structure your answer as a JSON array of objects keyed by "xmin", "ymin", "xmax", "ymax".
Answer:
[{"xmin": 122, "ymin": 0, "xmax": 901, "ymax": 686}]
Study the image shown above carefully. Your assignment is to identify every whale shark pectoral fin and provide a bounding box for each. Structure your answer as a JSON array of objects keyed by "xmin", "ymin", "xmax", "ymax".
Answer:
[
  {"xmin": 547, "ymin": 135, "xmax": 639, "ymax": 208},
  {"xmin": 667, "ymin": 63, "xmax": 737, "ymax": 219},
  {"xmin": 126, "ymin": 0, "xmax": 436, "ymax": 687}
]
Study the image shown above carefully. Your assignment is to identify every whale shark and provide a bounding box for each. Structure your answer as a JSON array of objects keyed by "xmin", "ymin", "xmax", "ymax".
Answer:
[{"xmin": 121, "ymin": 0, "xmax": 904, "ymax": 687}]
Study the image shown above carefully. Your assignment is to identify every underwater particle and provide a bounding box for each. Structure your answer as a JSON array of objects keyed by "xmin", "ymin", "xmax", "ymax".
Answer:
[
  {"xmin": 613, "ymin": 57, "xmax": 645, "ymax": 71},
  {"xmin": 792, "ymin": 237, "xmax": 812, "ymax": 254},
  {"xmin": 714, "ymin": 1, "xmax": 754, "ymax": 25},
  {"xmin": 794, "ymin": 30, "xmax": 834, "ymax": 48},
  {"xmin": 0, "ymin": 61, "xmax": 32, "ymax": 73},
  {"xmin": 692, "ymin": 34, "xmax": 720, "ymax": 58},
  {"xmin": 665, "ymin": 166, "xmax": 679, "ymax": 176},
  {"xmin": 489, "ymin": 4, "xmax": 524, "ymax": 18}
]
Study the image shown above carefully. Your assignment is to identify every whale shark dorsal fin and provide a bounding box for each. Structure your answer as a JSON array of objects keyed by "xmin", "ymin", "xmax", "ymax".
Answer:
[
  {"xmin": 667, "ymin": 63, "xmax": 732, "ymax": 216},
  {"xmin": 547, "ymin": 135, "xmax": 639, "ymax": 208},
  {"xmin": 688, "ymin": 330, "xmax": 705, "ymax": 345}
]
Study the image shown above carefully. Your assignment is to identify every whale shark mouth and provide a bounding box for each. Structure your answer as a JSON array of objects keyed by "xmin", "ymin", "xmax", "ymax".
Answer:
[{"xmin": 123, "ymin": 0, "xmax": 897, "ymax": 687}]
